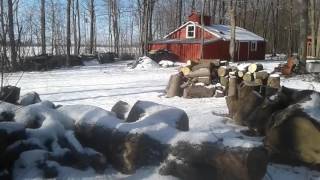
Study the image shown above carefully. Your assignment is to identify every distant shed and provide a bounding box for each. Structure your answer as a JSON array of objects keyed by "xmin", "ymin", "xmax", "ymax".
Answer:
[{"xmin": 149, "ymin": 11, "xmax": 266, "ymax": 62}]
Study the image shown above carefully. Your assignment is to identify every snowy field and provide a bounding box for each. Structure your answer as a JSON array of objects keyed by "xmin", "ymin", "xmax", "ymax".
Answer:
[{"xmin": 5, "ymin": 60, "xmax": 320, "ymax": 180}]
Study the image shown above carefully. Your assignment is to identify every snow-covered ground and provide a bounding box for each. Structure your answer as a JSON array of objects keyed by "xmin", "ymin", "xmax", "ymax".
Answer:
[{"xmin": 5, "ymin": 60, "xmax": 320, "ymax": 180}]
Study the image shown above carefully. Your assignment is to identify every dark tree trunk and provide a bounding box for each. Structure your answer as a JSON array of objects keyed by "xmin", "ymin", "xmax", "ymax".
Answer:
[
  {"xmin": 297, "ymin": 0, "xmax": 308, "ymax": 68},
  {"xmin": 8, "ymin": 0, "xmax": 18, "ymax": 70},
  {"xmin": 66, "ymin": 0, "xmax": 71, "ymax": 66},
  {"xmin": 89, "ymin": 0, "xmax": 95, "ymax": 54},
  {"xmin": 41, "ymin": 0, "xmax": 46, "ymax": 55}
]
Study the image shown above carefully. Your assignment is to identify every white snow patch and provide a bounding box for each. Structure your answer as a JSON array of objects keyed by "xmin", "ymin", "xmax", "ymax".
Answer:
[
  {"xmin": 135, "ymin": 56, "xmax": 160, "ymax": 69},
  {"xmin": 159, "ymin": 60, "xmax": 175, "ymax": 68},
  {"xmin": 300, "ymin": 93, "xmax": 320, "ymax": 123}
]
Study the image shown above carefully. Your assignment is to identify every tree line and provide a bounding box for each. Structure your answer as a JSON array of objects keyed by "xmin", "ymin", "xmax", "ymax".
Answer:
[{"xmin": 0, "ymin": 0, "xmax": 320, "ymax": 70}]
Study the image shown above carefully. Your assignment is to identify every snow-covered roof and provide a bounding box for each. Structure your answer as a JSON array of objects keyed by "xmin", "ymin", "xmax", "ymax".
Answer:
[
  {"xmin": 162, "ymin": 21, "xmax": 265, "ymax": 42},
  {"xmin": 204, "ymin": 25, "xmax": 265, "ymax": 42}
]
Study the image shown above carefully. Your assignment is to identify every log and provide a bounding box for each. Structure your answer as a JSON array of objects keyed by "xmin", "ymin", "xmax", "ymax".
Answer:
[
  {"xmin": 226, "ymin": 83, "xmax": 264, "ymax": 125},
  {"xmin": 0, "ymin": 86, "xmax": 21, "ymax": 104},
  {"xmin": 248, "ymin": 64, "xmax": 263, "ymax": 73},
  {"xmin": 243, "ymin": 72, "xmax": 253, "ymax": 82},
  {"xmin": 217, "ymin": 66, "xmax": 231, "ymax": 77},
  {"xmin": 111, "ymin": 101, "xmax": 131, "ymax": 120},
  {"xmin": 167, "ymin": 74, "xmax": 183, "ymax": 98},
  {"xmin": 228, "ymin": 76, "xmax": 238, "ymax": 97},
  {"xmin": 219, "ymin": 76, "xmax": 229, "ymax": 88},
  {"xmin": 214, "ymin": 90, "xmax": 225, "ymax": 98},
  {"xmin": 191, "ymin": 63, "xmax": 212, "ymax": 72},
  {"xmin": 195, "ymin": 76, "xmax": 212, "ymax": 85},
  {"xmin": 160, "ymin": 141, "xmax": 268, "ymax": 180},
  {"xmin": 183, "ymin": 86, "xmax": 215, "ymax": 98},
  {"xmin": 180, "ymin": 67, "xmax": 191, "ymax": 76},
  {"xmin": 199, "ymin": 59, "xmax": 220, "ymax": 67},
  {"xmin": 253, "ymin": 70, "xmax": 269, "ymax": 80},
  {"xmin": 267, "ymin": 74, "xmax": 281, "ymax": 89},
  {"xmin": 186, "ymin": 68, "xmax": 211, "ymax": 78},
  {"xmin": 237, "ymin": 70, "xmax": 246, "ymax": 78}
]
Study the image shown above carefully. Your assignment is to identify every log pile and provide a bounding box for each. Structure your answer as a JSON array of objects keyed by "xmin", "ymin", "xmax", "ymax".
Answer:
[{"xmin": 166, "ymin": 60, "xmax": 281, "ymax": 99}]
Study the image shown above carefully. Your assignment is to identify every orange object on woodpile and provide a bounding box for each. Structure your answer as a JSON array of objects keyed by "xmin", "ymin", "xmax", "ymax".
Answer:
[{"xmin": 281, "ymin": 57, "xmax": 297, "ymax": 75}]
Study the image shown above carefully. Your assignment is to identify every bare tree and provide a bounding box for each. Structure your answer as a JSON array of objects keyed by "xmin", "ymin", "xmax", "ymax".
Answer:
[
  {"xmin": 109, "ymin": 0, "xmax": 120, "ymax": 55},
  {"xmin": 66, "ymin": 0, "xmax": 71, "ymax": 66},
  {"xmin": 76, "ymin": 0, "xmax": 81, "ymax": 55},
  {"xmin": 310, "ymin": 0, "xmax": 317, "ymax": 57},
  {"xmin": 41, "ymin": 0, "xmax": 46, "ymax": 55},
  {"xmin": 0, "ymin": 0, "xmax": 7, "ymax": 62},
  {"xmin": 89, "ymin": 0, "xmax": 95, "ymax": 54},
  {"xmin": 8, "ymin": 0, "xmax": 18, "ymax": 70},
  {"xmin": 229, "ymin": 5, "xmax": 236, "ymax": 62},
  {"xmin": 297, "ymin": 0, "xmax": 309, "ymax": 69}
]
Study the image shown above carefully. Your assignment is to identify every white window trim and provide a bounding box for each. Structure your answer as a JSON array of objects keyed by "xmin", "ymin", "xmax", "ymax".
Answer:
[
  {"xmin": 250, "ymin": 41, "xmax": 258, "ymax": 51},
  {"xmin": 186, "ymin": 24, "xmax": 196, "ymax": 39}
]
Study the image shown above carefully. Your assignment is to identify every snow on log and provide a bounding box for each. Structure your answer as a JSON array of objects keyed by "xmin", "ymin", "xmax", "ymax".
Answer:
[
  {"xmin": 166, "ymin": 74, "xmax": 183, "ymax": 98},
  {"xmin": 111, "ymin": 100, "xmax": 132, "ymax": 120},
  {"xmin": 18, "ymin": 92, "xmax": 41, "ymax": 106},
  {"xmin": 126, "ymin": 101, "xmax": 189, "ymax": 131},
  {"xmin": 248, "ymin": 64, "xmax": 263, "ymax": 73}
]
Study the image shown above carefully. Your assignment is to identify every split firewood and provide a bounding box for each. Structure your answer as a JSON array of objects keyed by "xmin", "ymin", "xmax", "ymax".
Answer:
[
  {"xmin": 180, "ymin": 66, "xmax": 191, "ymax": 76},
  {"xmin": 218, "ymin": 66, "xmax": 231, "ymax": 77},
  {"xmin": 196, "ymin": 76, "xmax": 212, "ymax": 85},
  {"xmin": 254, "ymin": 79, "xmax": 263, "ymax": 86},
  {"xmin": 229, "ymin": 71, "xmax": 237, "ymax": 77},
  {"xmin": 237, "ymin": 70, "xmax": 246, "ymax": 78},
  {"xmin": 220, "ymin": 76, "xmax": 229, "ymax": 88},
  {"xmin": 254, "ymin": 70, "xmax": 269, "ymax": 80},
  {"xmin": 191, "ymin": 63, "xmax": 212, "ymax": 72},
  {"xmin": 267, "ymin": 74, "xmax": 281, "ymax": 89},
  {"xmin": 167, "ymin": 74, "xmax": 183, "ymax": 98},
  {"xmin": 248, "ymin": 64, "xmax": 263, "ymax": 73},
  {"xmin": 200, "ymin": 59, "xmax": 220, "ymax": 67},
  {"xmin": 183, "ymin": 86, "xmax": 215, "ymax": 98},
  {"xmin": 243, "ymin": 72, "xmax": 253, "ymax": 82},
  {"xmin": 214, "ymin": 90, "xmax": 225, "ymax": 97},
  {"xmin": 228, "ymin": 76, "xmax": 238, "ymax": 97},
  {"xmin": 186, "ymin": 68, "xmax": 211, "ymax": 78}
]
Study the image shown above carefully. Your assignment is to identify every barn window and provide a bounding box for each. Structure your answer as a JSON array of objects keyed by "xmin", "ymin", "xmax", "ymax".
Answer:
[
  {"xmin": 186, "ymin": 24, "xmax": 196, "ymax": 38},
  {"xmin": 250, "ymin": 41, "xmax": 258, "ymax": 51}
]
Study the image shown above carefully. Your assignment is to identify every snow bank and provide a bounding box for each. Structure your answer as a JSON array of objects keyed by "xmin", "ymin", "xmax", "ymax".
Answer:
[
  {"xmin": 82, "ymin": 59, "xmax": 100, "ymax": 66},
  {"xmin": 134, "ymin": 56, "xmax": 160, "ymax": 69},
  {"xmin": 159, "ymin": 60, "xmax": 174, "ymax": 68}
]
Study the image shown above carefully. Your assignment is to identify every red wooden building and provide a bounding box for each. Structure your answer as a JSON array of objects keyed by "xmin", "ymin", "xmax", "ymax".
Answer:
[{"xmin": 149, "ymin": 11, "xmax": 266, "ymax": 62}]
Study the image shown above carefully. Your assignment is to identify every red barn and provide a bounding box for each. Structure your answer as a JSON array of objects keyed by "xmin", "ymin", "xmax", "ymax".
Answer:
[{"xmin": 149, "ymin": 11, "xmax": 266, "ymax": 62}]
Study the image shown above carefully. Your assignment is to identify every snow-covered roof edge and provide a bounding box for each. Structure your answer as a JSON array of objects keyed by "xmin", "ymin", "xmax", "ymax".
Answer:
[{"xmin": 163, "ymin": 21, "xmax": 265, "ymax": 42}]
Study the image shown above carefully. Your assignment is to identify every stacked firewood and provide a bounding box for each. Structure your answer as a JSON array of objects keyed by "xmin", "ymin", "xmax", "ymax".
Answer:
[{"xmin": 166, "ymin": 60, "xmax": 281, "ymax": 99}]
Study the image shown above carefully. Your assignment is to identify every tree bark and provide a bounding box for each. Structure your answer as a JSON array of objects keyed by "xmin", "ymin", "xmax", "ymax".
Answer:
[
  {"xmin": 89, "ymin": 0, "xmax": 95, "ymax": 54},
  {"xmin": 297, "ymin": 0, "xmax": 308, "ymax": 68},
  {"xmin": 0, "ymin": 0, "xmax": 7, "ymax": 62},
  {"xmin": 310, "ymin": 0, "xmax": 316, "ymax": 57},
  {"xmin": 76, "ymin": 0, "xmax": 81, "ymax": 55},
  {"xmin": 8, "ymin": 0, "xmax": 18, "ymax": 70},
  {"xmin": 66, "ymin": 0, "xmax": 71, "ymax": 66},
  {"xmin": 41, "ymin": 0, "xmax": 46, "ymax": 55},
  {"xmin": 229, "ymin": 7, "xmax": 236, "ymax": 62}
]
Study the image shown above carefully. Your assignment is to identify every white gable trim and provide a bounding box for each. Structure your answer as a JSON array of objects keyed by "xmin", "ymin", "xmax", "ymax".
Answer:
[{"xmin": 163, "ymin": 21, "xmax": 223, "ymax": 40}]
